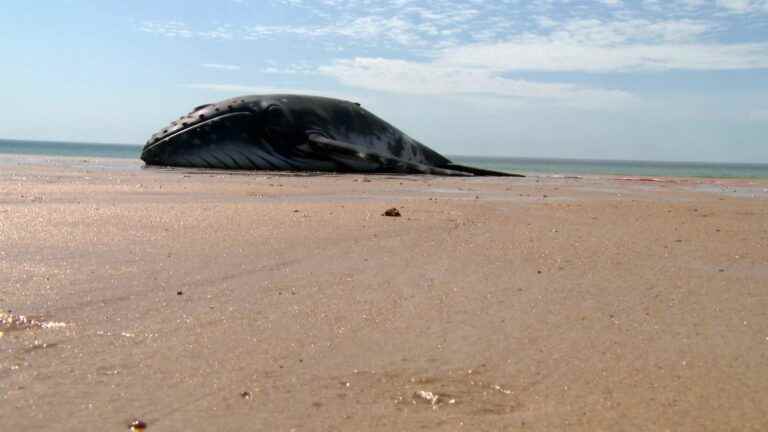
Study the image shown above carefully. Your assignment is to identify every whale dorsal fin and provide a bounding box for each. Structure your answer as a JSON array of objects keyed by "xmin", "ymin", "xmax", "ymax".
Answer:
[{"xmin": 306, "ymin": 133, "xmax": 471, "ymax": 176}]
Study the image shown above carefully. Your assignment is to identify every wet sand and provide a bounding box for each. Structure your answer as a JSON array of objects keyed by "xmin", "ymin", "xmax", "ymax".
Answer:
[{"xmin": 2, "ymin": 156, "xmax": 768, "ymax": 431}]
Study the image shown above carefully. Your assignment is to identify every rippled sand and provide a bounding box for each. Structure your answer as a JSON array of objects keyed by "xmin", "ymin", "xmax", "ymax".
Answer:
[{"xmin": 2, "ymin": 155, "xmax": 768, "ymax": 431}]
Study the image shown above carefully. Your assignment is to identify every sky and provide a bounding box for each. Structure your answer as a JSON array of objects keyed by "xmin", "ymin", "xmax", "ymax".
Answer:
[{"xmin": 2, "ymin": 0, "xmax": 768, "ymax": 162}]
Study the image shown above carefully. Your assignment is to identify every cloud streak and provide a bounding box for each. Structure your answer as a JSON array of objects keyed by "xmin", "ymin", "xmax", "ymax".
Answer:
[
  {"xmin": 318, "ymin": 58, "xmax": 633, "ymax": 108},
  {"xmin": 717, "ymin": 0, "xmax": 768, "ymax": 13},
  {"xmin": 429, "ymin": 17, "xmax": 768, "ymax": 73},
  {"xmin": 141, "ymin": 0, "xmax": 768, "ymax": 49},
  {"xmin": 439, "ymin": 41, "xmax": 768, "ymax": 72},
  {"xmin": 202, "ymin": 63, "xmax": 241, "ymax": 71}
]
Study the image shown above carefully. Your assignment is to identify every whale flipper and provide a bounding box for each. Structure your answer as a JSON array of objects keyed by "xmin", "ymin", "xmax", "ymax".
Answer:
[
  {"xmin": 306, "ymin": 133, "xmax": 471, "ymax": 176},
  {"xmin": 442, "ymin": 164, "xmax": 525, "ymax": 177}
]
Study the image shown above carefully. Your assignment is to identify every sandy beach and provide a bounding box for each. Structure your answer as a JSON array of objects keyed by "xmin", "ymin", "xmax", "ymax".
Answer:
[{"xmin": 2, "ymin": 155, "xmax": 767, "ymax": 431}]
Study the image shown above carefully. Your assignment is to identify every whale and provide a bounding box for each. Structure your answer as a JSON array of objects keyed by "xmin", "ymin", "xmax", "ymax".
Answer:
[{"xmin": 141, "ymin": 94, "xmax": 522, "ymax": 177}]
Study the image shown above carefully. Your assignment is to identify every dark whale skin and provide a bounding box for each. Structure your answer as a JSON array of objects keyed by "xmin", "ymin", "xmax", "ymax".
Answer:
[{"xmin": 142, "ymin": 94, "xmax": 522, "ymax": 177}]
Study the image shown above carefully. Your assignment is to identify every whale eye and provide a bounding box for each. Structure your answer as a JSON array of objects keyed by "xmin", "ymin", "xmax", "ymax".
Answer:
[
  {"xmin": 266, "ymin": 105, "xmax": 283, "ymax": 119},
  {"xmin": 265, "ymin": 105, "xmax": 289, "ymax": 128}
]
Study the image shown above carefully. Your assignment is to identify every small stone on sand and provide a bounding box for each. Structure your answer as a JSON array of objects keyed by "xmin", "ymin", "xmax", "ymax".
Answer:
[
  {"xmin": 130, "ymin": 419, "xmax": 147, "ymax": 431},
  {"xmin": 383, "ymin": 208, "xmax": 401, "ymax": 217}
]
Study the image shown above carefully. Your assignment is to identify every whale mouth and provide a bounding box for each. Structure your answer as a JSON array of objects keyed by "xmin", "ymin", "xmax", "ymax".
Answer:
[
  {"xmin": 143, "ymin": 97, "xmax": 258, "ymax": 149},
  {"xmin": 140, "ymin": 111, "xmax": 260, "ymax": 166},
  {"xmin": 145, "ymin": 97, "xmax": 268, "ymax": 149},
  {"xmin": 141, "ymin": 96, "xmax": 264, "ymax": 166},
  {"xmin": 143, "ymin": 112, "xmax": 254, "ymax": 152}
]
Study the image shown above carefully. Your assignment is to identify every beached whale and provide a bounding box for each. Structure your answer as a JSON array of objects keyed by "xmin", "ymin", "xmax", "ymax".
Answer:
[{"xmin": 141, "ymin": 94, "xmax": 522, "ymax": 176}]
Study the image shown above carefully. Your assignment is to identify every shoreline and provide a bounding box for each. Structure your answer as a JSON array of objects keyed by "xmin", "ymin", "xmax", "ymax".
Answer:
[
  {"xmin": 4, "ymin": 152, "xmax": 768, "ymax": 184},
  {"xmin": 3, "ymin": 148, "xmax": 768, "ymax": 180}
]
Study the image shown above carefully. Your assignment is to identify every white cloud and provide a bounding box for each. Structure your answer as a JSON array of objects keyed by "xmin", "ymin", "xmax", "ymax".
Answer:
[
  {"xmin": 307, "ymin": 14, "xmax": 766, "ymax": 108},
  {"xmin": 141, "ymin": 1, "xmax": 508, "ymax": 48},
  {"xmin": 431, "ymin": 15, "xmax": 767, "ymax": 73},
  {"xmin": 239, "ymin": 14, "xmax": 466, "ymax": 47},
  {"xmin": 140, "ymin": 21, "xmax": 235, "ymax": 39},
  {"xmin": 140, "ymin": 13, "xmax": 768, "ymax": 74},
  {"xmin": 259, "ymin": 64, "xmax": 314, "ymax": 74},
  {"xmin": 318, "ymin": 57, "xmax": 633, "ymax": 108},
  {"xmin": 142, "ymin": 0, "xmax": 768, "ymax": 51},
  {"xmin": 716, "ymin": 0, "xmax": 768, "ymax": 13},
  {"xmin": 550, "ymin": 18, "xmax": 713, "ymax": 44},
  {"xmin": 202, "ymin": 63, "xmax": 241, "ymax": 71},
  {"xmin": 679, "ymin": 0, "xmax": 707, "ymax": 8},
  {"xmin": 139, "ymin": 21, "xmax": 194, "ymax": 38},
  {"xmin": 145, "ymin": 2, "xmax": 768, "ymax": 111},
  {"xmin": 717, "ymin": 0, "xmax": 754, "ymax": 12},
  {"xmin": 439, "ymin": 41, "xmax": 768, "ymax": 72}
]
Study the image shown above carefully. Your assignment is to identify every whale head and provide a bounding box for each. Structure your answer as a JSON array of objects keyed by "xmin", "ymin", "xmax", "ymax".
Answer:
[{"xmin": 141, "ymin": 95, "xmax": 302, "ymax": 169}]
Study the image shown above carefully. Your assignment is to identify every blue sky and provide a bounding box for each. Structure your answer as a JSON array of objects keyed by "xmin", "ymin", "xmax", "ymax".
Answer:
[{"xmin": 2, "ymin": 0, "xmax": 768, "ymax": 162}]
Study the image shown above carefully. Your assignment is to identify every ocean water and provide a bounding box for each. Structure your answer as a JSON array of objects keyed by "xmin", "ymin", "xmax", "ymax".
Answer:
[
  {"xmin": 451, "ymin": 156, "xmax": 768, "ymax": 179},
  {"xmin": 0, "ymin": 139, "xmax": 141, "ymax": 159},
  {"xmin": 2, "ymin": 138, "xmax": 767, "ymax": 179}
]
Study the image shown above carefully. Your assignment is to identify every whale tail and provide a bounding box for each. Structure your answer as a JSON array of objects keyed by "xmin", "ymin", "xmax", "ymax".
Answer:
[{"xmin": 442, "ymin": 163, "xmax": 525, "ymax": 177}]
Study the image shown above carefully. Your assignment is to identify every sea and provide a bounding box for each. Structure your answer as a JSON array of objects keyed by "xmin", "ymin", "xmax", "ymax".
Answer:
[{"xmin": 2, "ymin": 138, "xmax": 767, "ymax": 179}]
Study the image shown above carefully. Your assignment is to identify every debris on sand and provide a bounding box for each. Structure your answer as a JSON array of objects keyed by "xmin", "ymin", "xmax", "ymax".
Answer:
[
  {"xmin": 130, "ymin": 419, "xmax": 147, "ymax": 431},
  {"xmin": 415, "ymin": 390, "xmax": 439, "ymax": 406},
  {"xmin": 0, "ymin": 311, "xmax": 66, "ymax": 332},
  {"xmin": 413, "ymin": 390, "xmax": 456, "ymax": 410},
  {"xmin": 382, "ymin": 208, "xmax": 401, "ymax": 217},
  {"xmin": 40, "ymin": 321, "xmax": 67, "ymax": 329}
]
